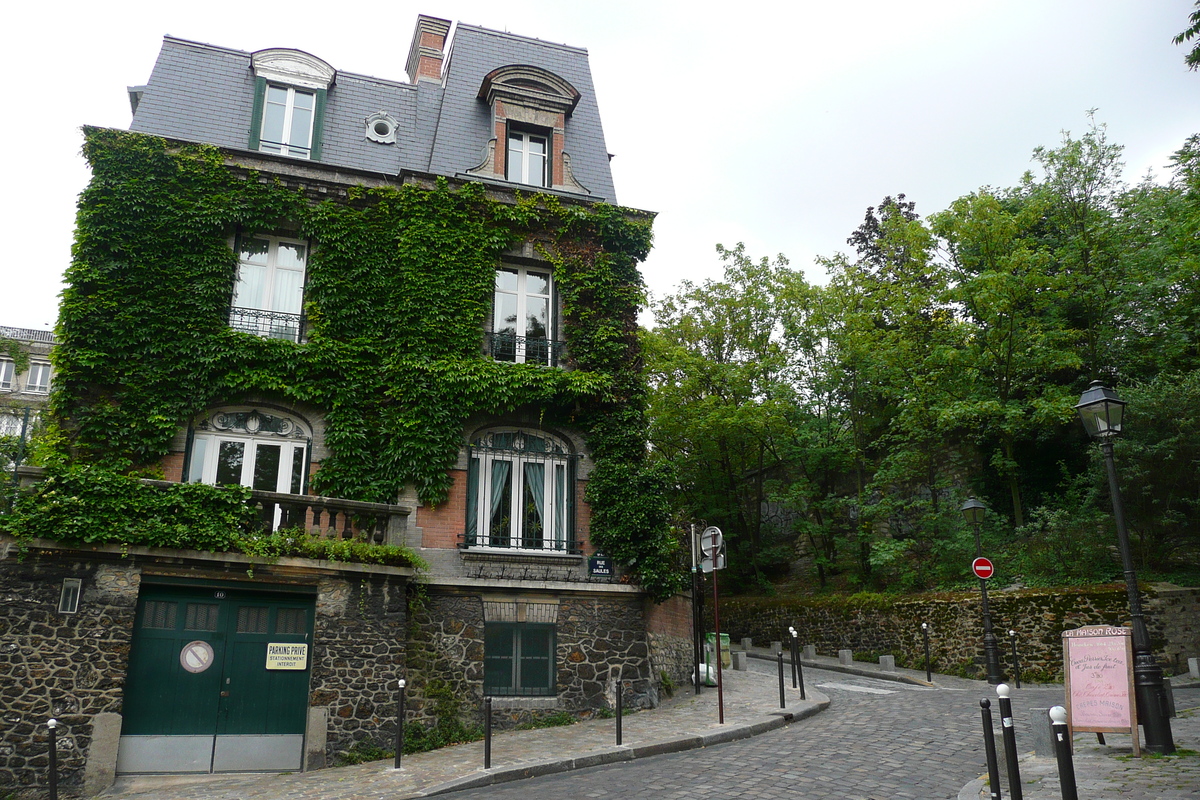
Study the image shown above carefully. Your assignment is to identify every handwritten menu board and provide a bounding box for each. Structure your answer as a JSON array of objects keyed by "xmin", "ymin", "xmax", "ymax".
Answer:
[{"xmin": 1062, "ymin": 625, "xmax": 1139, "ymax": 756}]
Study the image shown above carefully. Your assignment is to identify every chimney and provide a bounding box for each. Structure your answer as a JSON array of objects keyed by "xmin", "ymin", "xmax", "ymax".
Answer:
[{"xmin": 406, "ymin": 15, "xmax": 451, "ymax": 84}]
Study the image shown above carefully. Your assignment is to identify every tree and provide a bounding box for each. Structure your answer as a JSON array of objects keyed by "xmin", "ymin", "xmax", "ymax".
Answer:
[
  {"xmin": 646, "ymin": 244, "xmax": 822, "ymax": 589},
  {"xmin": 1174, "ymin": 1, "xmax": 1200, "ymax": 70}
]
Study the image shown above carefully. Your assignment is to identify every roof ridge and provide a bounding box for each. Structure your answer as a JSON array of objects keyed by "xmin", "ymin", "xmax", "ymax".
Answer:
[{"xmin": 453, "ymin": 23, "xmax": 588, "ymax": 56}]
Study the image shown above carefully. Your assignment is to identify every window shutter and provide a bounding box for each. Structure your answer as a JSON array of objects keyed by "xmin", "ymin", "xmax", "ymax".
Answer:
[
  {"xmin": 310, "ymin": 88, "xmax": 328, "ymax": 161},
  {"xmin": 248, "ymin": 77, "xmax": 267, "ymax": 151},
  {"xmin": 484, "ymin": 623, "xmax": 515, "ymax": 694},
  {"xmin": 519, "ymin": 626, "xmax": 554, "ymax": 692},
  {"xmin": 181, "ymin": 425, "xmax": 195, "ymax": 483},
  {"xmin": 567, "ymin": 457, "xmax": 578, "ymax": 552},
  {"xmin": 465, "ymin": 453, "xmax": 479, "ymax": 546}
]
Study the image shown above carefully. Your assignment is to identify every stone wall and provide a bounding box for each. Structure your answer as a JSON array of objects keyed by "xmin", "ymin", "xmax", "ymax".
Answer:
[
  {"xmin": 407, "ymin": 590, "xmax": 660, "ymax": 730},
  {"xmin": 1148, "ymin": 586, "xmax": 1200, "ymax": 676},
  {"xmin": 718, "ymin": 584, "xmax": 1200, "ymax": 682},
  {"xmin": 645, "ymin": 594, "xmax": 693, "ymax": 694},
  {"xmin": 558, "ymin": 596, "xmax": 654, "ymax": 710},
  {"xmin": 0, "ymin": 549, "xmax": 139, "ymax": 798},
  {"xmin": 309, "ymin": 573, "xmax": 408, "ymax": 768}
]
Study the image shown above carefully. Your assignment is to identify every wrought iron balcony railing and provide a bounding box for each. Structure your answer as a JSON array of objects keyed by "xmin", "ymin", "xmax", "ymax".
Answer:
[
  {"xmin": 485, "ymin": 331, "xmax": 565, "ymax": 367},
  {"xmin": 460, "ymin": 528, "xmax": 580, "ymax": 554},
  {"xmin": 229, "ymin": 307, "xmax": 305, "ymax": 343}
]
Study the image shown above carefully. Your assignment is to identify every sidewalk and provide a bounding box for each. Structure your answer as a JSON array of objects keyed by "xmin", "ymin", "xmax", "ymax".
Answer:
[
  {"xmin": 99, "ymin": 663, "xmax": 828, "ymax": 800},
  {"xmin": 958, "ymin": 680, "xmax": 1200, "ymax": 800}
]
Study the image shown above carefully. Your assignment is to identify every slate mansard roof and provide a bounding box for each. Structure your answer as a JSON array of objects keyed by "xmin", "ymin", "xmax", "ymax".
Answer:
[{"xmin": 128, "ymin": 21, "xmax": 617, "ymax": 202}]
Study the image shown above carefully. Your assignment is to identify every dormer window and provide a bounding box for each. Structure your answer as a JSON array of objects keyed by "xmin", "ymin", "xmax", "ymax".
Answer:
[
  {"xmin": 506, "ymin": 130, "xmax": 548, "ymax": 187},
  {"xmin": 249, "ymin": 48, "xmax": 335, "ymax": 161},
  {"xmin": 467, "ymin": 64, "xmax": 590, "ymax": 195},
  {"xmin": 261, "ymin": 85, "xmax": 316, "ymax": 158}
]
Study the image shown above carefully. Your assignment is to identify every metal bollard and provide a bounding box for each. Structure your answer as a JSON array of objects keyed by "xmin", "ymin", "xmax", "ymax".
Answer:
[
  {"xmin": 997, "ymin": 684, "xmax": 1023, "ymax": 800},
  {"xmin": 484, "ymin": 696, "xmax": 492, "ymax": 769},
  {"xmin": 921, "ymin": 622, "xmax": 932, "ymax": 682},
  {"xmin": 1049, "ymin": 707, "xmax": 1078, "ymax": 800},
  {"xmin": 615, "ymin": 678, "xmax": 623, "ymax": 746},
  {"xmin": 797, "ymin": 645, "xmax": 807, "ymax": 701},
  {"xmin": 394, "ymin": 679, "xmax": 406, "ymax": 769},
  {"xmin": 1009, "ymin": 630, "xmax": 1022, "ymax": 689},
  {"xmin": 788, "ymin": 627, "xmax": 798, "ymax": 688},
  {"xmin": 777, "ymin": 649, "xmax": 786, "ymax": 709},
  {"xmin": 48, "ymin": 718, "xmax": 58, "ymax": 800},
  {"xmin": 979, "ymin": 700, "xmax": 1002, "ymax": 800}
]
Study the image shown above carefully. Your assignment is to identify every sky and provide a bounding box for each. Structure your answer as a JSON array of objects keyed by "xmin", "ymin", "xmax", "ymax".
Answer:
[{"xmin": 2, "ymin": 0, "xmax": 1198, "ymax": 331}]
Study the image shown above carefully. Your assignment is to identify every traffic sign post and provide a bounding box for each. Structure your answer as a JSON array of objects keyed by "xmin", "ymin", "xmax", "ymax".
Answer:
[
  {"xmin": 698, "ymin": 526, "xmax": 727, "ymax": 724},
  {"xmin": 961, "ymin": 496, "xmax": 1003, "ymax": 685}
]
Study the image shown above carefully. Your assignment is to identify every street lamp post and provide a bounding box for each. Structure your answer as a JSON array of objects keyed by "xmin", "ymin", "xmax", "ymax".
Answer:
[
  {"xmin": 1075, "ymin": 380, "xmax": 1175, "ymax": 754},
  {"xmin": 961, "ymin": 497, "xmax": 1003, "ymax": 685}
]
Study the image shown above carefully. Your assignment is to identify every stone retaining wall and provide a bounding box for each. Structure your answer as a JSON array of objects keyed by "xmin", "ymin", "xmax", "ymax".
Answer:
[
  {"xmin": 645, "ymin": 594, "xmax": 693, "ymax": 694},
  {"xmin": 718, "ymin": 584, "xmax": 1200, "ymax": 681},
  {"xmin": 310, "ymin": 574, "xmax": 408, "ymax": 768},
  {"xmin": 407, "ymin": 590, "xmax": 662, "ymax": 730},
  {"xmin": 0, "ymin": 551, "xmax": 139, "ymax": 798}
]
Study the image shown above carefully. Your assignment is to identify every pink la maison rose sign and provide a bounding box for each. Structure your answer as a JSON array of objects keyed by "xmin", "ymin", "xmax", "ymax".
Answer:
[{"xmin": 1062, "ymin": 625, "xmax": 1140, "ymax": 756}]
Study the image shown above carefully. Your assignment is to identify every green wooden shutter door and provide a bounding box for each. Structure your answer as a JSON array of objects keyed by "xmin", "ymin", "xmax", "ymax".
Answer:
[
  {"xmin": 248, "ymin": 77, "xmax": 266, "ymax": 150},
  {"xmin": 519, "ymin": 626, "xmax": 553, "ymax": 693},
  {"xmin": 484, "ymin": 623, "xmax": 515, "ymax": 694},
  {"xmin": 310, "ymin": 89, "xmax": 327, "ymax": 161}
]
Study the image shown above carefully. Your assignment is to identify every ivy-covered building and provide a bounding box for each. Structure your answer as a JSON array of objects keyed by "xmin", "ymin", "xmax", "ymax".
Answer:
[{"xmin": 0, "ymin": 14, "xmax": 690, "ymax": 795}]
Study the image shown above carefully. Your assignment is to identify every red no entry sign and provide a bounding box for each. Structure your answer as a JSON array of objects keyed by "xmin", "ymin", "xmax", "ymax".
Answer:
[{"xmin": 972, "ymin": 557, "xmax": 995, "ymax": 580}]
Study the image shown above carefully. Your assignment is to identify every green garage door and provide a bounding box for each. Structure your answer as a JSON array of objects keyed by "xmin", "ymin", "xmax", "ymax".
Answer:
[{"xmin": 117, "ymin": 583, "xmax": 314, "ymax": 773}]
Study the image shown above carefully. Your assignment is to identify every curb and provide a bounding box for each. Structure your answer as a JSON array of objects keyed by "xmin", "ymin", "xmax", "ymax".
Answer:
[
  {"xmin": 415, "ymin": 695, "xmax": 830, "ymax": 798},
  {"xmin": 745, "ymin": 651, "xmax": 934, "ymax": 687},
  {"xmin": 957, "ymin": 776, "xmax": 987, "ymax": 800}
]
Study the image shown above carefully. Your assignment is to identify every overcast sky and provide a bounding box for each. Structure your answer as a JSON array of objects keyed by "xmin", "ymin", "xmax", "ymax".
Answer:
[{"xmin": 2, "ymin": 0, "xmax": 1198, "ymax": 331}]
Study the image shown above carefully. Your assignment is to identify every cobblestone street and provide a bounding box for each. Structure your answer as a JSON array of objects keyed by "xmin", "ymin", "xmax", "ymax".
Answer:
[
  {"xmin": 98, "ymin": 656, "xmax": 1200, "ymax": 800},
  {"xmin": 439, "ymin": 662, "xmax": 1066, "ymax": 800}
]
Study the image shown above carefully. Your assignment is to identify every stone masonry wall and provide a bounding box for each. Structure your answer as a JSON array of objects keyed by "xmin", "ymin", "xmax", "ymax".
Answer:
[
  {"xmin": 407, "ymin": 591, "xmax": 659, "ymax": 731},
  {"xmin": 310, "ymin": 574, "xmax": 408, "ymax": 767},
  {"xmin": 645, "ymin": 594, "xmax": 693, "ymax": 694},
  {"xmin": 558, "ymin": 596, "xmax": 655, "ymax": 710},
  {"xmin": 719, "ymin": 584, "xmax": 1199, "ymax": 682},
  {"xmin": 1148, "ymin": 586, "xmax": 1200, "ymax": 676},
  {"xmin": 0, "ymin": 550, "xmax": 139, "ymax": 798}
]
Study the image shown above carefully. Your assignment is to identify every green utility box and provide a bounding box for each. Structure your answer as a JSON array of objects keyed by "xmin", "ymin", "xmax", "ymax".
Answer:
[{"xmin": 705, "ymin": 632, "xmax": 732, "ymax": 669}]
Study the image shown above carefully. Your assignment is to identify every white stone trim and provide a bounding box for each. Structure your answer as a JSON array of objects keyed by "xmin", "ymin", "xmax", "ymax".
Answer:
[{"xmin": 252, "ymin": 49, "xmax": 336, "ymax": 90}]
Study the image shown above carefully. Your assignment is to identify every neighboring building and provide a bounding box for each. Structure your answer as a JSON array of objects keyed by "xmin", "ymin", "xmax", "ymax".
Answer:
[
  {"xmin": 0, "ymin": 326, "xmax": 55, "ymax": 470},
  {"xmin": 0, "ymin": 14, "xmax": 689, "ymax": 795}
]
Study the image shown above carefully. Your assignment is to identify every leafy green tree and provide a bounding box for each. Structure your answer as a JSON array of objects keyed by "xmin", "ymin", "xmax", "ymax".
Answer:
[
  {"xmin": 1174, "ymin": 1, "xmax": 1200, "ymax": 70},
  {"xmin": 647, "ymin": 244, "xmax": 819, "ymax": 589}
]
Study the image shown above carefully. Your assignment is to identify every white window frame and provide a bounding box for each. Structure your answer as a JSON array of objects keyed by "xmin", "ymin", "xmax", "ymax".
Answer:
[
  {"xmin": 259, "ymin": 84, "xmax": 316, "ymax": 159},
  {"xmin": 230, "ymin": 234, "xmax": 307, "ymax": 341},
  {"xmin": 467, "ymin": 430, "xmax": 572, "ymax": 551},
  {"xmin": 188, "ymin": 408, "xmax": 311, "ymax": 499},
  {"xmin": 506, "ymin": 130, "xmax": 549, "ymax": 187},
  {"xmin": 0, "ymin": 360, "xmax": 12, "ymax": 391},
  {"xmin": 189, "ymin": 432, "xmax": 308, "ymax": 495},
  {"xmin": 26, "ymin": 363, "xmax": 51, "ymax": 394},
  {"xmin": 492, "ymin": 266, "xmax": 555, "ymax": 364}
]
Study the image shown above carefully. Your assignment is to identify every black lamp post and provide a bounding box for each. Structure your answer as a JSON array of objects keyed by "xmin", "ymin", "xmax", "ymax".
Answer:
[
  {"xmin": 1075, "ymin": 380, "xmax": 1175, "ymax": 754},
  {"xmin": 961, "ymin": 496, "xmax": 1003, "ymax": 685}
]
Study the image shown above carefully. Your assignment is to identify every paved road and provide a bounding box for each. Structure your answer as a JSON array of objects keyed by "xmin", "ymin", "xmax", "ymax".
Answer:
[{"xmin": 438, "ymin": 663, "xmax": 1071, "ymax": 800}]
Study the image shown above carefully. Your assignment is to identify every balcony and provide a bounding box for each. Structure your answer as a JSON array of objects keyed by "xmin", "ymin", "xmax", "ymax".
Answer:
[
  {"xmin": 229, "ymin": 307, "xmax": 305, "ymax": 343},
  {"xmin": 11, "ymin": 466, "xmax": 415, "ymax": 556},
  {"xmin": 485, "ymin": 331, "xmax": 565, "ymax": 367},
  {"xmin": 145, "ymin": 481, "xmax": 413, "ymax": 545}
]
